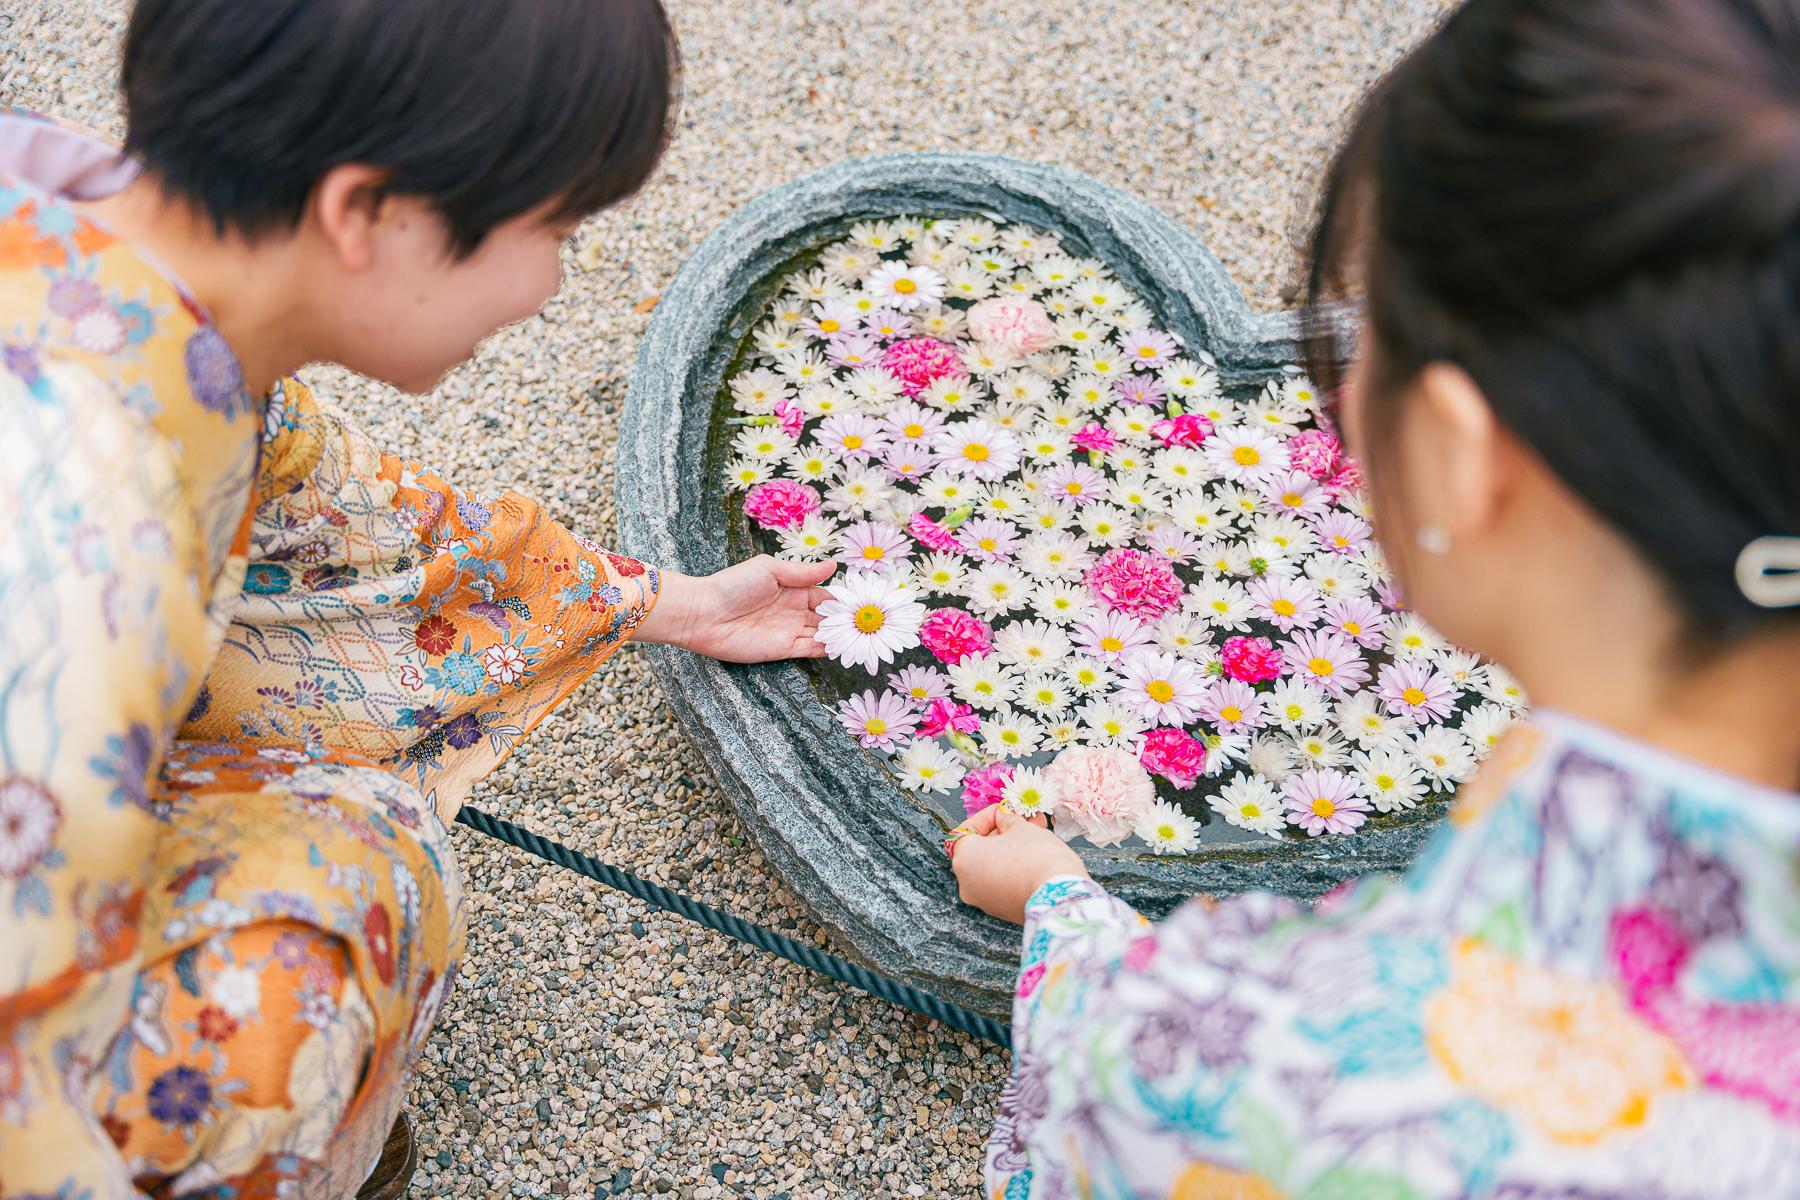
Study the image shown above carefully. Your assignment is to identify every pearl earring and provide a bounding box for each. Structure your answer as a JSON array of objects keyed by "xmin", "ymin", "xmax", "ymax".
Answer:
[{"xmin": 1417, "ymin": 525, "xmax": 1452, "ymax": 556}]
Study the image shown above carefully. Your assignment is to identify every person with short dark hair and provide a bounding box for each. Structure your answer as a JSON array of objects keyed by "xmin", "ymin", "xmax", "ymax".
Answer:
[
  {"xmin": 0, "ymin": 2, "xmax": 833, "ymax": 1194},
  {"xmin": 951, "ymin": 0, "xmax": 1800, "ymax": 1194}
]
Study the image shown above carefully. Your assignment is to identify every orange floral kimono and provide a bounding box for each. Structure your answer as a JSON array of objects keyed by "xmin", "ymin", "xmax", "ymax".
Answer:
[{"xmin": 0, "ymin": 113, "xmax": 658, "ymax": 1196}]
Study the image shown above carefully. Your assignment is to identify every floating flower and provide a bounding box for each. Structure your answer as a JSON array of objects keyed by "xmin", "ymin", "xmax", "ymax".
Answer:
[
  {"xmin": 1211, "ymin": 774, "xmax": 1287, "ymax": 838},
  {"xmin": 1116, "ymin": 650, "xmax": 1210, "ymax": 726},
  {"xmin": 967, "ymin": 297, "xmax": 1058, "ymax": 353},
  {"xmin": 1204, "ymin": 427, "xmax": 1290, "ymax": 483},
  {"xmin": 1070, "ymin": 423, "xmax": 1118, "ymax": 454},
  {"xmin": 1377, "ymin": 660, "xmax": 1458, "ymax": 724},
  {"xmin": 1084, "ymin": 547, "xmax": 1182, "ymax": 621},
  {"xmin": 1281, "ymin": 629, "xmax": 1370, "ymax": 697},
  {"xmin": 918, "ymin": 607, "xmax": 993, "ymax": 665},
  {"xmin": 1138, "ymin": 727, "xmax": 1208, "ymax": 789},
  {"xmin": 836, "ymin": 519, "xmax": 914, "ymax": 572},
  {"xmin": 1044, "ymin": 746, "xmax": 1156, "ymax": 847},
  {"xmin": 1039, "ymin": 462, "xmax": 1109, "ymax": 506},
  {"xmin": 1286, "ymin": 427, "xmax": 1341, "ymax": 479},
  {"xmin": 896, "ymin": 741, "xmax": 966, "ymax": 793},
  {"xmin": 907, "ymin": 511, "xmax": 965, "ymax": 553},
  {"xmin": 1150, "ymin": 412, "xmax": 1214, "ymax": 447},
  {"xmin": 1282, "ymin": 767, "xmax": 1370, "ymax": 836},
  {"xmin": 836, "ymin": 689, "xmax": 920, "ymax": 750},
  {"xmin": 1135, "ymin": 801, "xmax": 1202, "ymax": 854},
  {"xmin": 1119, "ymin": 329, "xmax": 1180, "ymax": 370},
  {"xmin": 933, "ymin": 419, "xmax": 1023, "ymax": 481},
  {"xmin": 962, "ymin": 762, "xmax": 1016, "ymax": 815},
  {"xmin": 864, "ymin": 261, "xmax": 946, "ymax": 310},
  {"xmin": 919, "ymin": 696, "xmax": 981, "ymax": 738},
  {"xmin": 881, "ymin": 337, "xmax": 966, "ymax": 398},
  {"xmin": 742, "ymin": 479, "xmax": 821, "ymax": 530},
  {"xmin": 1220, "ymin": 635, "xmax": 1284, "ymax": 684},
  {"xmin": 816, "ymin": 572, "xmax": 926, "ymax": 674},
  {"xmin": 1001, "ymin": 766, "xmax": 1060, "ymax": 817}
]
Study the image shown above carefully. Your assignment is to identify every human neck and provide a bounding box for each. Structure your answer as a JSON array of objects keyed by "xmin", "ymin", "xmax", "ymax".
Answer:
[{"xmin": 80, "ymin": 176, "xmax": 314, "ymax": 398}]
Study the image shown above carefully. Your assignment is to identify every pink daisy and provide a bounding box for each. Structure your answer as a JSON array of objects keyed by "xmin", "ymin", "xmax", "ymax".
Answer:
[
  {"xmin": 959, "ymin": 517, "xmax": 1022, "ymax": 562},
  {"xmin": 882, "ymin": 402, "xmax": 945, "ymax": 444},
  {"xmin": 1039, "ymin": 462, "xmax": 1110, "ymax": 506},
  {"xmin": 1073, "ymin": 610, "xmax": 1154, "ymax": 663},
  {"xmin": 1282, "ymin": 629, "xmax": 1371, "ymax": 697},
  {"xmin": 1312, "ymin": 511, "xmax": 1373, "ymax": 556},
  {"xmin": 1142, "ymin": 526, "xmax": 1203, "ymax": 565},
  {"xmin": 1247, "ymin": 576, "xmax": 1324, "ymax": 632},
  {"xmin": 1376, "ymin": 660, "xmax": 1458, "ymax": 724},
  {"xmin": 836, "ymin": 689, "xmax": 920, "ymax": 750},
  {"xmin": 835, "ymin": 520, "xmax": 914, "ymax": 572},
  {"xmin": 1199, "ymin": 679, "xmax": 1266, "ymax": 734},
  {"xmin": 816, "ymin": 413, "xmax": 891, "ymax": 460},
  {"xmin": 881, "ymin": 443, "xmax": 936, "ymax": 481},
  {"xmin": 825, "ymin": 332, "xmax": 884, "ymax": 370},
  {"xmin": 1283, "ymin": 768, "xmax": 1370, "ymax": 836},
  {"xmin": 1119, "ymin": 329, "xmax": 1180, "ymax": 370},
  {"xmin": 1262, "ymin": 471, "xmax": 1330, "ymax": 519},
  {"xmin": 1321, "ymin": 598, "xmax": 1388, "ymax": 649},
  {"xmin": 890, "ymin": 665, "xmax": 951, "ymax": 706},
  {"xmin": 1113, "ymin": 375, "xmax": 1167, "ymax": 406}
]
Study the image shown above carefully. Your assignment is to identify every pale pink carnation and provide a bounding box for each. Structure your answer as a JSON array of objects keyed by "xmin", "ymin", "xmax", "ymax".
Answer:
[
  {"xmin": 918, "ymin": 608, "xmax": 992, "ymax": 665},
  {"xmin": 1085, "ymin": 548, "xmax": 1183, "ymax": 621},
  {"xmin": 919, "ymin": 697, "xmax": 980, "ymax": 739},
  {"xmin": 908, "ymin": 512, "xmax": 964, "ymax": 553},
  {"xmin": 1138, "ymin": 727, "xmax": 1208, "ymax": 789},
  {"xmin": 1150, "ymin": 412, "xmax": 1214, "ymax": 448},
  {"xmin": 1220, "ymin": 635, "xmax": 1284, "ymax": 684},
  {"xmin": 881, "ymin": 338, "xmax": 965, "ymax": 398},
  {"xmin": 1286, "ymin": 428, "xmax": 1342, "ymax": 480},
  {"xmin": 967, "ymin": 298, "xmax": 1058, "ymax": 354},
  {"xmin": 741, "ymin": 479, "xmax": 820, "ymax": 529},
  {"xmin": 962, "ymin": 762, "xmax": 1016, "ymax": 816},
  {"xmin": 1044, "ymin": 747, "xmax": 1156, "ymax": 847}
]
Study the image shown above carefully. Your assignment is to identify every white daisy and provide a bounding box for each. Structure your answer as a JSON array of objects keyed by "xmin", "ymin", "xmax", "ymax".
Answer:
[
  {"xmin": 814, "ymin": 572, "xmax": 925, "ymax": 674},
  {"xmin": 934, "ymin": 419, "xmax": 1024, "ymax": 481},
  {"xmin": 947, "ymin": 657, "xmax": 1018, "ymax": 711},
  {"xmin": 1030, "ymin": 580, "xmax": 1098, "ymax": 625},
  {"xmin": 1458, "ymin": 703, "xmax": 1515, "ymax": 754},
  {"xmin": 1477, "ymin": 664, "xmax": 1529, "ymax": 711},
  {"xmin": 725, "ymin": 458, "xmax": 773, "ymax": 489},
  {"xmin": 1135, "ymin": 802, "xmax": 1202, "ymax": 855},
  {"xmin": 914, "ymin": 552, "xmax": 968, "ymax": 595},
  {"xmin": 1247, "ymin": 735, "xmax": 1297, "ymax": 782},
  {"xmin": 983, "ymin": 712, "xmax": 1044, "ymax": 760},
  {"xmin": 1076, "ymin": 698, "xmax": 1149, "ymax": 749},
  {"xmin": 1411, "ymin": 726, "xmax": 1478, "ymax": 785},
  {"xmin": 963, "ymin": 561, "xmax": 1032, "ymax": 618},
  {"xmin": 1211, "ymin": 775, "xmax": 1287, "ymax": 838},
  {"xmin": 775, "ymin": 515, "xmax": 839, "ymax": 560},
  {"xmin": 1386, "ymin": 613, "xmax": 1446, "ymax": 660},
  {"xmin": 1267, "ymin": 679, "xmax": 1328, "ymax": 730},
  {"xmin": 896, "ymin": 741, "xmax": 966, "ymax": 794},
  {"xmin": 1015, "ymin": 673, "xmax": 1075, "ymax": 718},
  {"xmin": 1351, "ymin": 748, "xmax": 1428, "ymax": 813},
  {"xmin": 993, "ymin": 619, "xmax": 1073, "ymax": 670},
  {"xmin": 1001, "ymin": 766, "xmax": 1061, "ymax": 817},
  {"xmin": 1062, "ymin": 656, "xmax": 1117, "ymax": 695}
]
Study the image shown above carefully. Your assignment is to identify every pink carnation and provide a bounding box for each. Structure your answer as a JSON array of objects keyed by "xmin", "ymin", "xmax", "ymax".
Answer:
[
  {"xmin": 967, "ymin": 298, "xmax": 1058, "ymax": 354},
  {"xmin": 773, "ymin": 398, "xmax": 805, "ymax": 438},
  {"xmin": 881, "ymin": 337, "xmax": 965, "ymax": 398},
  {"xmin": 1150, "ymin": 412, "xmax": 1214, "ymax": 448},
  {"xmin": 962, "ymin": 762, "xmax": 1016, "ymax": 816},
  {"xmin": 1220, "ymin": 635, "xmax": 1284, "ymax": 684},
  {"xmin": 741, "ymin": 479, "xmax": 820, "ymax": 530},
  {"xmin": 1085, "ymin": 548, "xmax": 1183, "ymax": 621},
  {"xmin": 1043, "ymin": 747, "xmax": 1156, "ymax": 847},
  {"xmin": 1286, "ymin": 428, "xmax": 1342, "ymax": 479},
  {"xmin": 919, "ymin": 608, "xmax": 992, "ymax": 665},
  {"xmin": 1324, "ymin": 459, "xmax": 1364, "ymax": 499},
  {"xmin": 1138, "ymin": 727, "xmax": 1208, "ymax": 789},
  {"xmin": 1070, "ymin": 423, "xmax": 1118, "ymax": 454},
  {"xmin": 919, "ymin": 697, "xmax": 980, "ymax": 739},
  {"xmin": 908, "ymin": 512, "xmax": 964, "ymax": 553}
]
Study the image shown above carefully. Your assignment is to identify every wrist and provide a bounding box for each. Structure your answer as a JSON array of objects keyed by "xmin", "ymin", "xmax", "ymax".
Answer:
[{"xmin": 633, "ymin": 569, "xmax": 701, "ymax": 648}]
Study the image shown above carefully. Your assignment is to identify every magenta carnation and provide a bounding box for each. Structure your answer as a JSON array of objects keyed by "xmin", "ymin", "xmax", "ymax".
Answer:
[
  {"xmin": 1286, "ymin": 428, "xmax": 1342, "ymax": 479},
  {"xmin": 1324, "ymin": 459, "xmax": 1364, "ymax": 499},
  {"xmin": 962, "ymin": 762, "xmax": 1016, "ymax": 815},
  {"xmin": 919, "ymin": 608, "xmax": 992, "ymax": 665},
  {"xmin": 1150, "ymin": 412, "xmax": 1215, "ymax": 448},
  {"xmin": 1138, "ymin": 727, "xmax": 1208, "ymax": 789},
  {"xmin": 1070, "ymin": 423, "xmax": 1119, "ymax": 454},
  {"xmin": 908, "ymin": 512, "xmax": 964, "ymax": 553},
  {"xmin": 881, "ymin": 337, "xmax": 965, "ymax": 398},
  {"xmin": 919, "ymin": 697, "xmax": 980, "ymax": 739},
  {"xmin": 741, "ymin": 479, "xmax": 820, "ymax": 529},
  {"xmin": 1085, "ymin": 547, "xmax": 1183, "ymax": 621},
  {"xmin": 773, "ymin": 398, "xmax": 805, "ymax": 438},
  {"xmin": 1220, "ymin": 635, "xmax": 1284, "ymax": 684}
]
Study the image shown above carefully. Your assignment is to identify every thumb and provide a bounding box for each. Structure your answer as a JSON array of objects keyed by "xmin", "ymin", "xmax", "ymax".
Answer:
[
  {"xmin": 994, "ymin": 805, "xmax": 1025, "ymax": 834},
  {"xmin": 767, "ymin": 556, "xmax": 836, "ymax": 587}
]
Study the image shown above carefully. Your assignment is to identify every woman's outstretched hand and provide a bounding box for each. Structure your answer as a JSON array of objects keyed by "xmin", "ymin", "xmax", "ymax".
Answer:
[
  {"xmin": 949, "ymin": 804, "xmax": 1089, "ymax": 925},
  {"xmin": 633, "ymin": 555, "xmax": 835, "ymax": 663}
]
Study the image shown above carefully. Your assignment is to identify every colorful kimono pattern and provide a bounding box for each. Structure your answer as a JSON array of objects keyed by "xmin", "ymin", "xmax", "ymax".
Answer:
[
  {"xmin": 986, "ymin": 712, "xmax": 1800, "ymax": 1199},
  {"xmin": 0, "ymin": 113, "xmax": 658, "ymax": 1197}
]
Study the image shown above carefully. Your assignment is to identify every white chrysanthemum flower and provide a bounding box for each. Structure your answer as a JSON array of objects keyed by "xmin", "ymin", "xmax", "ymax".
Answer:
[
  {"xmin": 1031, "ymin": 580, "xmax": 1098, "ymax": 626},
  {"xmin": 1001, "ymin": 766, "xmax": 1061, "ymax": 817},
  {"xmin": 1267, "ymin": 679, "xmax": 1328, "ymax": 730},
  {"xmin": 1211, "ymin": 774, "xmax": 1287, "ymax": 838},
  {"xmin": 784, "ymin": 448, "xmax": 835, "ymax": 484},
  {"xmin": 1435, "ymin": 650, "xmax": 1486, "ymax": 689},
  {"xmin": 1169, "ymin": 490, "xmax": 1232, "ymax": 538},
  {"xmin": 915, "ymin": 471, "xmax": 979, "ymax": 510},
  {"xmin": 1158, "ymin": 359, "xmax": 1221, "ymax": 401},
  {"xmin": 775, "ymin": 515, "xmax": 839, "ymax": 561},
  {"xmin": 1187, "ymin": 578, "xmax": 1254, "ymax": 631},
  {"xmin": 725, "ymin": 458, "xmax": 773, "ymax": 489},
  {"xmin": 794, "ymin": 382, "xmax": 853, "ymax": 418},
  {"xmin": 1073, "ymin": 279, "xmax": 1125, "ymax": 312},
  {"xmin": 1477, "ymin": 664, "xmax": 1529, "ymax": 711},
  {"xmin": 1386, "ymin": 613, "xmax": 1446, "ymax": 660},
  {"xmin": 944, "ymin": 264, "xmax": 995, "ymax": 301},
  {"xmin": 1335, "ymin": 692, "xmax": 1405, "ymax": 747},
  {"xmin": 814, "ymin": 572, "xmax": 925, "ymax": 674},
  {"xmin": 1290, "ymin": 728, "xmax": 1352, "ymax": 768},
  {"xmin": 1017, "ymin": 531, "xmax": 1093, "ymax": 581},
  {"xmin": 1031, "ymin": 254, "xmax": 1082, "ymax": 288},
  {"xmin": 1411, "ymin": 726, "xmax": 1478, "ymax": 785},
  {"xmin": 1106, "ymin": 406, "xmax": 1159, "ymax": 444},
  {"xmin": 896, "ymin": 741, "xmax": 966, "ymax": 794},
  {"xmin": 843, "ymin": 366, "xmax": 906, "ymax": 404},
  {"xmin": 753, "ymin": 323, "xmax": 804, "ymax": 358},
  {"xmin": 1042, "ymin": 719, "xmax": 1083, "ymax": 750},
  {"xmin": 821, "ymin": 243, "xmax": 879, "ymax": 281},
  {"xmin": 947, "ymin": 657, "xmax": 1018, "ymax": 711},
  {"xmin": 1021, "ymin": 424, "xmax": 1074, "ymax": 462},
  {"xmin": 1247, "ymin": 735, "xmax": 1296, "ymax": 782},
  {"xmin": 1062, "ymin": 656, "xmax": 1116, "ymax": 695},
  {"xmin": 1152, "ymin": 613, "xmax": 1210, "ymax": 659},
  {"xmin": 1216, "ymin": 482, "xmax": 1264, "ymax": 517},
  {"xmin": 1076, "ymin": 699, "xmax": 1148, "ymax": 749},
  {"xmin": 1458, "ymin": 703, "xmax": 1515, "ymax": 754},
  {"xmin": 994, "ymin": 619, "xmax": 1073, "ymax": 671},
  {"xmin": 982, "ymin": 712, "xmax": 1043, "ymax": 760},
  {"xmin": 730, "ymin": 426, "xmax": 797, "ymax": 461},
  {"xmin": 964, "ymin": 561, "xmax": 1032, "ymax": 618},
  {"xmin": 1062, "ymin": 372, "xmax": 1113, "ymax": 410},
  {"xmin": 773, "ymin": 347, "xmax": 832, "ymax": 386},
  {"xmin": 914, "ymin": 552, "xmax": 968, "ymax": 595},
  {"xmin": 1303, "ymin": 554, "xmax": 1367, "ymax": 600},
  {"xmin": 1076, "ymin": 504, "xmax": 1134, "ymax": 546},
  {"xmin": 729, "ymin": 367, "xmax": 793, "ymax": 414},
  {"xmin": 1246, "ymin": 399, "xmax": 1304, "ymax": 435},
  {"xmin": 1150, "ymin": 447, "xmax": 1209, "ymax": 490},
  {"xmin": 1136, "ymin": 801, "xmax": 1202, "ymax": 854},
  {"xmin": 1204, "ymin": 427, "xmax": 1291, "ymax": 483},
  {"xmin": 1350, "ymin": 748, "xmax": 1429, "ymax": 812},
  {"xmin": 1111, "ymin": 472, "xmax": 1169, "ymax": 514},
  {"xmin": 1072, "ymin": 345, "xmax": 1125, "ymax": 378},
  {"xmin": 823, "ymin": 465, "xmax": 897, "ymax": 517},
  {"xmin": 863, "ymin": 260, "xmax": 946, "ymax": 310},
  {"xmin": 1015, "ymin": 673, "xmax": 1074, "ymax": 719}
]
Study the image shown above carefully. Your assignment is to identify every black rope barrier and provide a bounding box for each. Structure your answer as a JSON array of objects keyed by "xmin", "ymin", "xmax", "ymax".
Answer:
[{"xmin": 454, "ymin": 806, "xmax": 1013, "ymax": 1050}]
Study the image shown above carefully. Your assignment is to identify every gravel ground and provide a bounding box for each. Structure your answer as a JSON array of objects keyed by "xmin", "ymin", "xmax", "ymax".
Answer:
[{"xmin": 3, "ymin": 2, "xmax": 1444, "ymax": 1195}]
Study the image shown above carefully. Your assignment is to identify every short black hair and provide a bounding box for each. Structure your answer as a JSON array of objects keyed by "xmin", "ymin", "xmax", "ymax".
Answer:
[
  {"xmin": 1305, "ymin": 0, "xmax": 1800, "ymax": 635},
  {"xmin": 122, "ymin": 0, "xmax": 679, "ymax": 256}
]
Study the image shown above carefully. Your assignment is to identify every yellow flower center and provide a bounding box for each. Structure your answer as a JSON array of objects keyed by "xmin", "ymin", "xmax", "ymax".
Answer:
[
  {"xmin": 1147, "ymin": 680, "xmax": 1175, "ymax": 703},
  {"xmin": 1311, "ymin": 797, "xmax": 1337, "ymax": 818},
  {"xmin": 1333, "ymin": 535, "xmax": 1350, "ymax": 547},
  {"xmin": 1376, "ymin": 774, "xmax": 1395, "ymax": 790},
  {"xmin": 1139, "ymin": 347, "xmax": 1158, "ymax": 358},
  {"xmin": 1343, "ymin": 621, "xmax": 1361, "ymax": 635},
  {"xmin": 853, "ymin": 605, "xmax": 886, "ymax": 634},
  {"xmin": 842, "ymin": 435, "xmax": 863, "ymax": 450},
  {"xmin": 866, "ymin": 718, "xmax": 888, "ymax": 736},
  {"xmin": 893, "ymin": 278, "xmax": 917, "ymax": 294},
  {"xmin": 964, "ymin": 444, "xmax": 991, "ymax": 462},
  {"xmin": 1283, "ymin": 492, "xmax": 1304, "ymax": 507},
  {"xmin": 1309, "ymin": 657, "xmax": 1334, "ymax": 676},
  {"xmin": 1064, "ymin": 482, "xmax": 1083, "ymax": 495},
  {"xmin": 1273, "ymin": 599, "xmax": 1297, "ymax": 617},
  {"xmin": 1403, "ymin": 687, "xmax": 1427, "ymax": 706},
  {"xmin": 1233, "ymin": 446, "xmax": 1261, "ymax": 466},
  {"xmin": 904, "ymin": 423, "xmax": 924, "ymax": 438},
  {"xmin": 1211, "ymin": 600, "xmax": 1229, "ymax": 613},
  {"xmin": 861, "ymin": 545, "xmax": 885, "ymax": 561},
  {"xmin": 979, "ymin": 538, "xmax": 997, "ymax": 552},
  {"xmin": 1285, "ymin": 704, "xmax": 1304, "ymax": 720},
  {"xmin": 1101, "ymin": 636, "xmax": 1123, "ymax": 653},
  {"xmin": 1242, "ymin": 803, "xmax": 1262, "ymax": 818},
  {"xmin": 1036, "ymin": 689, "xmax": 1054, "ymax": 704},
  {"xmin": 1220, "ymin": 705, "xmax": 1243, "ymax": 722}
]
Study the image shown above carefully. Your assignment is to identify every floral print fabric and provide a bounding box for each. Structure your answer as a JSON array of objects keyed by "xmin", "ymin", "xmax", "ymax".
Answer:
[
  {"xmin": 0, "ymin": 113, "xmax": 659, "ymax": 1196},
  {"xmin": 988, "ymin": 712, "xmax": 1800, "ymax": 1199}
]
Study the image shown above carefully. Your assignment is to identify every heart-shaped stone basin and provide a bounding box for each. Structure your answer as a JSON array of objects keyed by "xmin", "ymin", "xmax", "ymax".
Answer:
[{"xmin": 618, "ymin": 153, "xmax": 1446, "ymax": 1014}]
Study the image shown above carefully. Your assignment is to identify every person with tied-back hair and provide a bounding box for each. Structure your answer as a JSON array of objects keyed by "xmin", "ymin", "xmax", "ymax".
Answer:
[
  {"xmin": 0, "ymin": 1, "xmax": 836, "ymax": 1194},
  {"xmin": 950, "ymin": 0, "xmax": 1800, "ymax": 1195}
]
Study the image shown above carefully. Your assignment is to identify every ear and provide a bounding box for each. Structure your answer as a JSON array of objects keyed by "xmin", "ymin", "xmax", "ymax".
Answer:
[
  {"xmin": 309, "ymin": 164, "xmax": 391, "ymax": 273},
  {"xmin": 1413, "ymin": 362, "xmax": 1502, "ymax": 540}
]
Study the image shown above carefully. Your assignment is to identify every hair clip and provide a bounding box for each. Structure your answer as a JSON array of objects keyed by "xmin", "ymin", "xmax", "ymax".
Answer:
[{"xmin": 1734, "ymin": 536, "xmax": 1800, "ymax": 609}]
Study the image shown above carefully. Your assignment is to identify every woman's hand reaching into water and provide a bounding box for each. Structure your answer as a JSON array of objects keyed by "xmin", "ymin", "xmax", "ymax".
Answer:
[
  {"xmin": 633, "ymin": 555, "xmax": 835, "ymax": 663},
  {"xmin": 949, "ymin": 804, "xmax": 1089, "ymax": 925}
]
